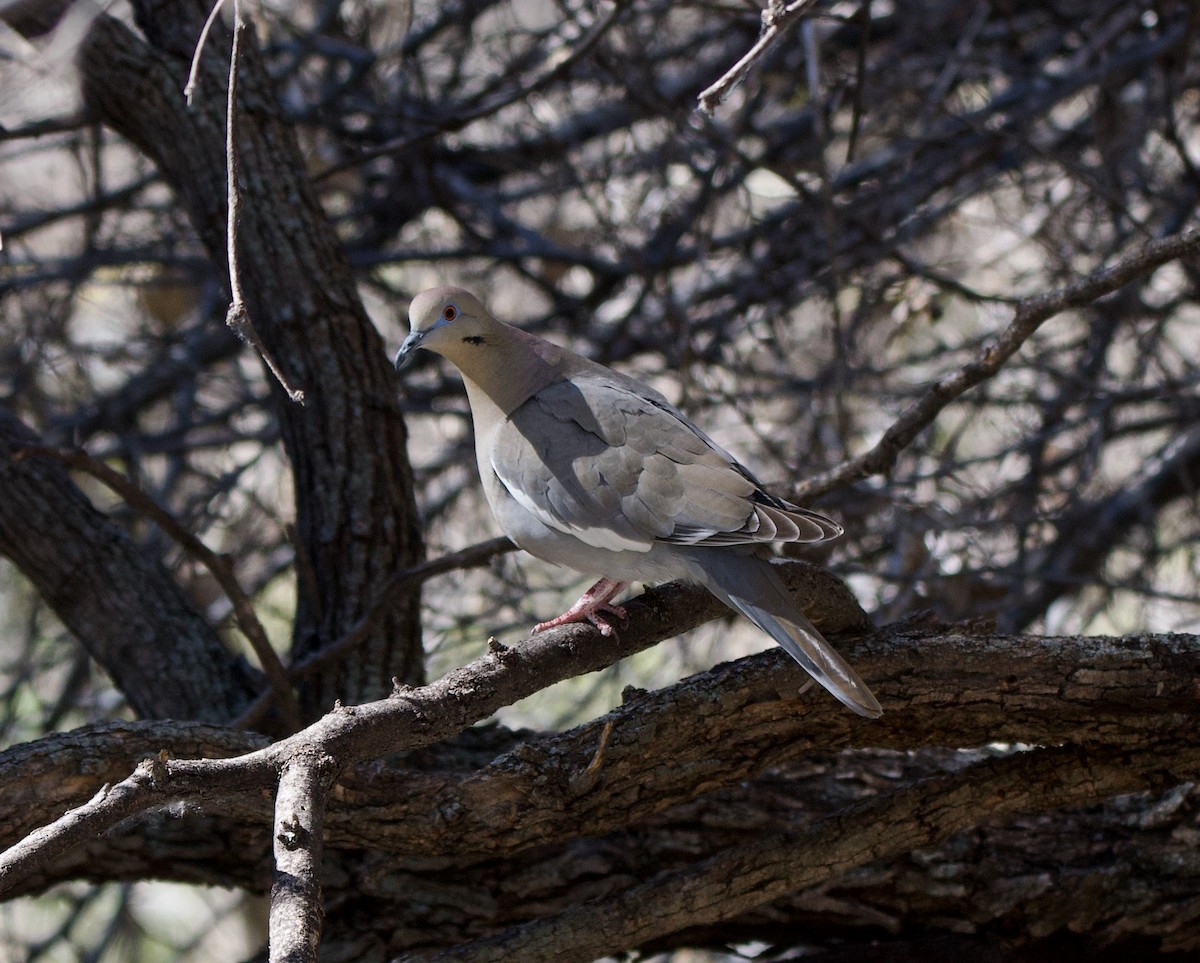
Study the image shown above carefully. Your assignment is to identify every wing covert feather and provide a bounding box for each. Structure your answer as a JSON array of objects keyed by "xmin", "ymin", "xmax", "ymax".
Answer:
[{"xmin": 490, "ymin": 374, "xmax": 840, "ymax": 550}]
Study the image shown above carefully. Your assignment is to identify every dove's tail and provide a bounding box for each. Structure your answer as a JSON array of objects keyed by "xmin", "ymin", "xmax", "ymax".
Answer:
[{"xmin": 694, "ymin": 551, "xmax": 882, "ymax": 718}]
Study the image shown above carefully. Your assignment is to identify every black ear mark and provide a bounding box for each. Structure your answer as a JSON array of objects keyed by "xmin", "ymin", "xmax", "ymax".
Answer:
[{"xmin": 462, "ymin": 335, "xmax": 486, "ymax": 346}]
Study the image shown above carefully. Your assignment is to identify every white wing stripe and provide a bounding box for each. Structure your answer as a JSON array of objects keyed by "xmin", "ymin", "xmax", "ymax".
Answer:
[{"xmin": 495, "ymin": 467, "xmax": 653, "ymax": 553}]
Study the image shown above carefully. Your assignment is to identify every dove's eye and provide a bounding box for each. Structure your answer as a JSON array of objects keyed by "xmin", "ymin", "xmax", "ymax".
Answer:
[{"xmin": 443, "ymin": 304, "xmax": 458, "ymax": 321}]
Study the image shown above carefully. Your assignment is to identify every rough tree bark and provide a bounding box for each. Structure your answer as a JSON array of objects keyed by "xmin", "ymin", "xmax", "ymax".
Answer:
[
  {"xmin": 0, "ymin": 616, "xmax": 1197, "ymax": 956},
  {"xmin": 0, "ymin": 409, "xmax": 258, "ymax": 721},
  {"xmin": 77, "ymin": 0, "xmax": 426, "ymax": 717}
]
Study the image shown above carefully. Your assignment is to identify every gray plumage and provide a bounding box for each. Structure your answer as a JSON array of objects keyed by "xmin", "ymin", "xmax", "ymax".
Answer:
[{"xmin": 395, "ymin": 286, "xmax": 881, "ymax": 718}]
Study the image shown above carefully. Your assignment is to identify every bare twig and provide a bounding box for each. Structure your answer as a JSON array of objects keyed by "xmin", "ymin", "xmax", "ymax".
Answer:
[
  {"xmin": 16, "ymin": 445, "xmax": 302, "ymax": 731},
  {"xmin": 698, "ymin": 0, "xmax": 820, "ymax": 114},
  {"xmin": 186, "ymin": 0, "xmax": 306, "ymax": 403},
  {"xmin": 0, "ymin": 758, "xmax": 161, "ymax": 894},
  {"xmin": 222, "ymin": 0, "xmax": 246, "ymax": 316},
  {"xmin": 288, "ymin": 535, "xmax": 515, "ymax": 680},
  {"xmin": 793, "ymin": 226, "xmax": 1200, "ymax": 501},
  {"xmin": 183, "ymin": 0, "xmax": 229, "ymax": 106},
  {"xmin": 230, "ymin": 536, "xmax": 516, "ymax": 730},
  {"xmin": 0, "ymin": 743, "xmax": 284, "ymax": 898},
  {"xmin": 222, "ymin": 2, "xmax": 305, "ymax": 403}
]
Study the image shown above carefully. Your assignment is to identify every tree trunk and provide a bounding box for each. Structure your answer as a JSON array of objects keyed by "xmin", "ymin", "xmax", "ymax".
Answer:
[{"xmin": 77, "ymin": 2, "xmax": 425, "ymax": 718}]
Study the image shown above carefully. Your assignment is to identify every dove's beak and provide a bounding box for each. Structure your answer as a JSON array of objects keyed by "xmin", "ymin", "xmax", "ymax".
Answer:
[{"xmin": 393, "ymin": 330, "xmax": 426, "ymax": 371}]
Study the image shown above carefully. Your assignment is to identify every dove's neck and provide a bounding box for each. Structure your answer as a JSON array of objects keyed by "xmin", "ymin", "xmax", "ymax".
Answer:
[{"xmin": 454, "ymin": 324, "xmax": 565, "ymax": 417}]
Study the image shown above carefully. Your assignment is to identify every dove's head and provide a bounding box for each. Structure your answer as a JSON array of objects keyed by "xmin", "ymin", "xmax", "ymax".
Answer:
[
  {"xmin": 394, "ymin": 285, "xmax": 564, "ymax": 413},
  {"xmin": 394, "ymin": 286, "xmax": 497, "ymax": 370}
]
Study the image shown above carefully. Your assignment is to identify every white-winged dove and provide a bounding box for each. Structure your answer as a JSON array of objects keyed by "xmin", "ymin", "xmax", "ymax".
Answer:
[{"xmin": 395, "ymin": 286, "xmax": 881, "ymax": 718}]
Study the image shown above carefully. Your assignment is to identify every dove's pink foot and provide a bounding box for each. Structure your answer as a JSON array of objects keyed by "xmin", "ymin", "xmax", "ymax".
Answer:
[{"xmin": 534, "ymin": 577, "xmax": 629, "ymax": 637}]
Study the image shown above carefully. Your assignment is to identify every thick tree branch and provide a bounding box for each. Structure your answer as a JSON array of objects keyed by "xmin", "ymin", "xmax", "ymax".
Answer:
[
  {"xmin": 18, "ymin": 444, "xmax": 301, "ymax": 731},
  {"xmin": 419, "ymin": 740, "xmax": 1199, "ymax": 962},
  {"xmin": 5, "ymin": 747, "xmax": 1197, "ymax": 951},
  {"xmin": 270, "ymin": 753, "xmax": 334, "ymax": 963},
  {"xmin": 0, "ymin": 409, "xmax": 258, "ymax": 721},
  {"xmin": 0, "ymin": 560, "xmax": 863, "ymax": 896},
  {"xmin": 2, "ymin": 621, "xmax": 1196, "ymax": 898}
]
